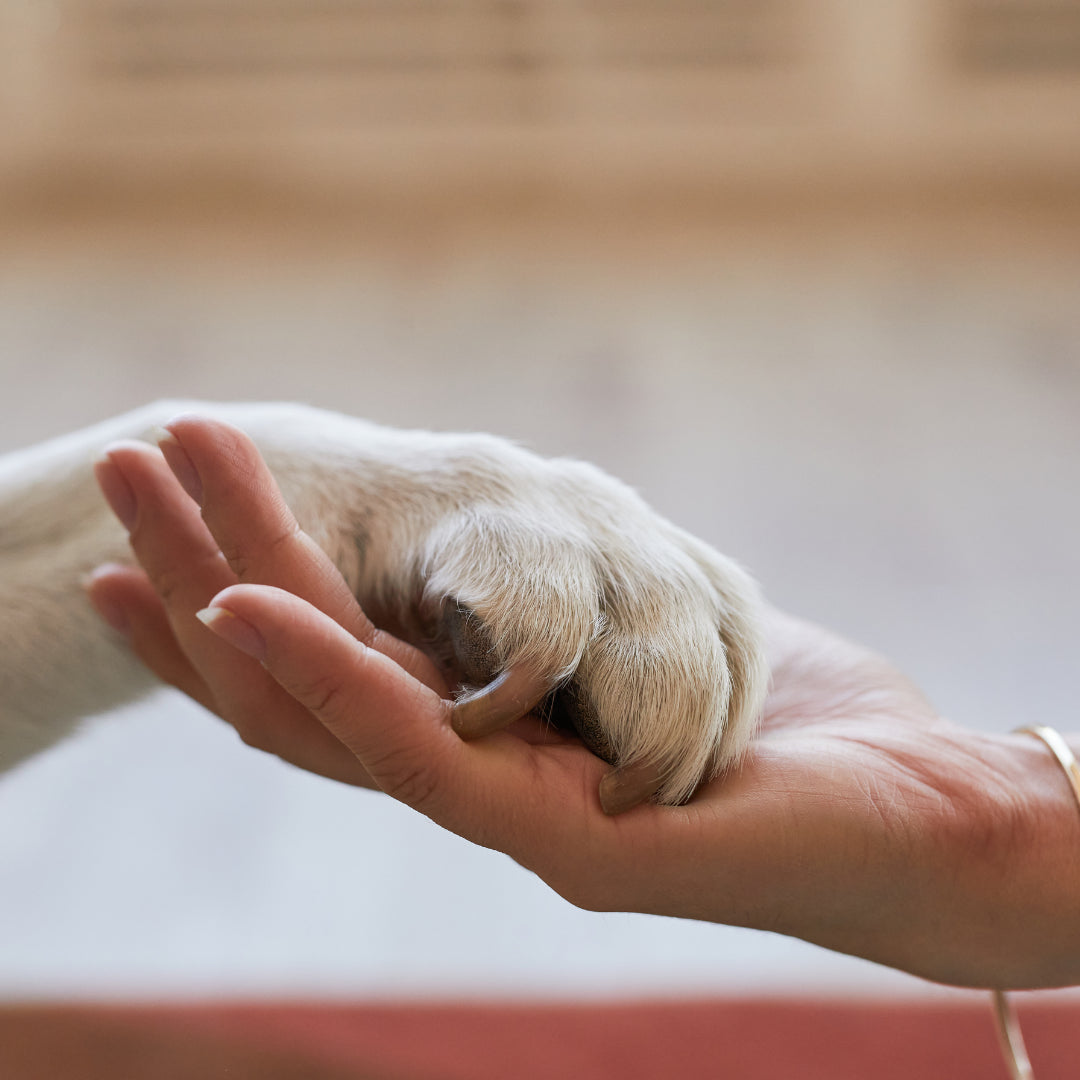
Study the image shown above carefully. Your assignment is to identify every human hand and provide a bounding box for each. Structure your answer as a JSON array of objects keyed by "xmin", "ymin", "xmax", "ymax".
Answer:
[
  {"xmin": 87, "ymin": 417, "xmax": 452, "ymax": 790},
  {"xmin": 87, "ymin": 418, "xmax": 1080, "ymax": 991}
]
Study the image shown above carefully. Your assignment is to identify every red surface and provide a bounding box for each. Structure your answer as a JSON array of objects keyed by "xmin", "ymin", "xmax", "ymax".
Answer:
[{"xmin": 1, "ymin": 998, "xmax": 1076, "ymax": 1079}]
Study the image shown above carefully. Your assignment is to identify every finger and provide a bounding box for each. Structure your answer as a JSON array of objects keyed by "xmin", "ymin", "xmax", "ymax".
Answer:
[
  {"xmin": 198, "ymin": 583, "xmax": 611, "ymax": 840},
  {"xmin": 96, "ymin": 442, "xmax": 234, "ymax": 615},
  {"xmin": 84, "ymin": 562, "xmax": 218, "ymax": 714},
  {"xmin": 160, "ymin": 416, "xmax": 442, "ymax": 690},
  {"xmin": 96, "ymin": 446, "xmax": 375, "ymax": 787},
  {"xmin": 94, "ymin": 443, "xmax": 273, "ymax": 704},
  {"xmin": 198, "ymin": 584, "xmax": 464, "ymax": 814},
  {"xmin": 159, "ymin": 418, "xmax": 355, "ymax": 621}
]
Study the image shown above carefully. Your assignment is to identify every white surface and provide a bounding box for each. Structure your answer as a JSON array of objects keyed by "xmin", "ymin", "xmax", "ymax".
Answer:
[{"xmin": 0, "ymin": 208, "xmax": 1078, "ymax": 1001}]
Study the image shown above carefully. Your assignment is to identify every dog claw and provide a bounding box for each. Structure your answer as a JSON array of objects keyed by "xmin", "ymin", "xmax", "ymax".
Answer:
[{"xmin": 451, "ymin": 666, "xmax": 551, "ymax": 740}]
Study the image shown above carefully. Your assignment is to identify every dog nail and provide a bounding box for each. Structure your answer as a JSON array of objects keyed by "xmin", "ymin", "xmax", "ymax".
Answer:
[
  {"xmin": 452, "ymin": 666, "xmax": 550, "ymax": 739},
  {"xmin": 599, "ymin": 761, "xmax": 666, "ymax": 815},
  {"xmin": 158, "ymin": 430, "xmax": 203, "ymax": 505},
  {"xmin": 94, "ymin": 455, "xmax": 138, "ymax": 531},
  {"xmin": 197, "ymin": 606, "xmax": 267, "ymax": 662}
]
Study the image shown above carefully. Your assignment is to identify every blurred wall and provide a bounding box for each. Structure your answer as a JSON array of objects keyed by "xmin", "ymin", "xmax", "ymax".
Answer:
[
  {"xmin": 1, "ymin": 0, "xmax": 1079, "ymax": 1004},
  {"xmin": 4, "ymin": 0, "xmax": 1080, "ymax": 199}
]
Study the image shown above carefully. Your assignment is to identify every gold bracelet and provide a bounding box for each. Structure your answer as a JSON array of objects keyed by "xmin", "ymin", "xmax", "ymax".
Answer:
[
  {"xmin": 991, "ymin": 725, "xmax": 1080, "ymax": 1080},
  {"xmin": 1015, "ymin": 726, "xmax": 1080, "ymax": 812}
]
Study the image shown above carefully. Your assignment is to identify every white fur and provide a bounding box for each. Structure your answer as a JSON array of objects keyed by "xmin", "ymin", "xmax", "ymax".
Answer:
[{"xmin": 0, "ymin": 401, "xmax": 767, "ymax": 803}]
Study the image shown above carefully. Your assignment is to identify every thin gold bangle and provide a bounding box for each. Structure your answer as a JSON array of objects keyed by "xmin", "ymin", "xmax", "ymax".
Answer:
[
  {"xmin": 992, "ymin": 986, "xmax": 1033, "ymax": 1080},
  {"xmin": 1015, "ymin": 726, "xmax": 1080, "ymax": 812},
  {"xmin": 990, "ymin": 725, "xmax": 1080, "ymax": 1080}
]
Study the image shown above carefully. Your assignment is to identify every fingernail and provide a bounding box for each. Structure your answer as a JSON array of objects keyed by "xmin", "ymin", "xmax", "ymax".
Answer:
[
  {"xmin": 158, "ymin": 429, "xmax": 203, "ymax": 505},
  {"xmin": 197, "ymin": 606, "xmax": 267, "ymax": 661},
  {"xmin": 93, "ymin": 455, "xmax": 138, "ymax": 531},
  {"xmin": 598, "ymin": 761, "xmax": 666, "ymax": 816}
]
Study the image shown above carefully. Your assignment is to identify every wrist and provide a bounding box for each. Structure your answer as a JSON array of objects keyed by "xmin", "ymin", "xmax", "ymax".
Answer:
[
  {"xmin": 969, "ymin": 730, "xmax": 1080, "ymax": 988},
  {"xmin": 840, "ymin": 729, "xmax": 1080, "ymax": 990}
]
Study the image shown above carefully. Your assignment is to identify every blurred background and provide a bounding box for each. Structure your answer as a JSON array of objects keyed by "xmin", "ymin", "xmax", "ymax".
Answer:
[{"xmin": 1, "ymin": 0, "xmax": 1079, "ymax": 1027}]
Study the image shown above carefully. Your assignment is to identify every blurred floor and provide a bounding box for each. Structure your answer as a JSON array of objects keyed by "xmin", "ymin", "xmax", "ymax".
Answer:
[
  {"xmin": 0, "ymin": 190, "xmax": 1078, "ymax": 1001},
  {"xmin": 5, "ymin": 997, "xmax": 1079, "ymax": 1080}
]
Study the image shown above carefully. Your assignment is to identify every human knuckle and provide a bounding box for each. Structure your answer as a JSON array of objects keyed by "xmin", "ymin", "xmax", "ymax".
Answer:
[
  {"xmin": 217, "ymin": 541, "xmax": 250, "ymax": 579},
  {"xmin": 295, "ymin": 671, "xmax": 350, "ymax": 719},
  {"xmin": 219, "ymin": 524, "xmax": 299, "ymax": 580},
  {"xmin": 150, "ymin": 548, "xmax": 227, "ymax": 607},
  {"xmin": 262, "ymin": 523, "xmax": 303, "ymax": 560},
  {"xmin": 149, "ymin": 563, "xmax": 189, "ymax": 607},
  {"xmin": 216, "ymin": 535, "xmax": 258, "ymax": 580}
]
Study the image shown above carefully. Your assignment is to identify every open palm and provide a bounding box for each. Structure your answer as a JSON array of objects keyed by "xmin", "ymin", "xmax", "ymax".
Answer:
[{"xmin": 87, "ymin": 418, "xmax": 1079, "ymax": 991}]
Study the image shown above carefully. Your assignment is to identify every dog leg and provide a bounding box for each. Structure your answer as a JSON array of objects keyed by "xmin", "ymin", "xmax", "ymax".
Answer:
[{"xmin": 0, "ymin": 401, "xmax": 768, "ymax": 803}]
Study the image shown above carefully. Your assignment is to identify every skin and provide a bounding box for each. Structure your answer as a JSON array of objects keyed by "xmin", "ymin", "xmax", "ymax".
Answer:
[{"xmin": 86, "ymin": 416, "xmax": 1080, "ymax": 991}]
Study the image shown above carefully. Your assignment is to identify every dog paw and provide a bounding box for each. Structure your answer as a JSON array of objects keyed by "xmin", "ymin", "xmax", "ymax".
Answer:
[
  {"xmin": 391, "ymin": 448, "xmax": 768, "ymax": 808},
  {"xmin": 236, "ymin": 407, "xmax": 766, "ymax": 809}
]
